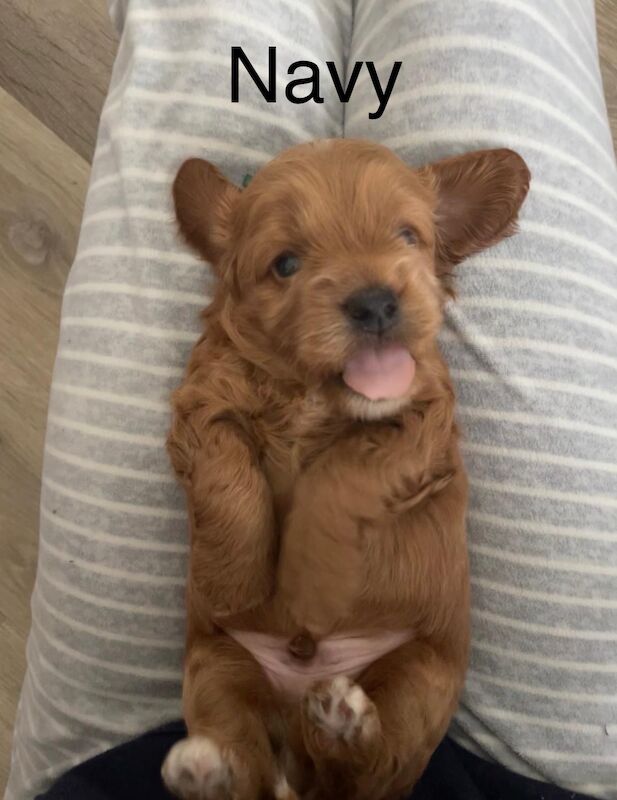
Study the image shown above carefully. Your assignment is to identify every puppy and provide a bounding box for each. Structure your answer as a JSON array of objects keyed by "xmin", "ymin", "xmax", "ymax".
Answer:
[{"xmin": 162, "ymin": 139, "xmax": 530, "ymax": 800}]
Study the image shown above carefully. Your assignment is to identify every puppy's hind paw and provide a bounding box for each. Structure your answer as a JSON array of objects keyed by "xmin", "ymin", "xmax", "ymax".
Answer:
[
  {"xmin": 273, "ymin": 771, "xmax": 299, "ymax": 800},
  {"xmin": 304, "ymin": 676, "xmax": 380, "ymax": 745},
  {"xmin": 162, "ymin": 736, "xmax": 234, "ymax": 800}
]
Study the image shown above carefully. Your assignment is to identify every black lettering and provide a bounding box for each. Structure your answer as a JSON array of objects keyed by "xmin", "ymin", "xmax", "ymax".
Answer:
[
  {"xmin": 366, "ymin": 60, "xmax": 402, "ymax": 119},
  {"xmin": 326, "ymin": 61, "xmax": 363, "ymax": 103},
  {"xmin": 286, "ymin": 60, "xmax": 324, "ymax": 104},
  {"xmin": 231, "ymin": 46, "xmax": 276, "ymax": 103}
]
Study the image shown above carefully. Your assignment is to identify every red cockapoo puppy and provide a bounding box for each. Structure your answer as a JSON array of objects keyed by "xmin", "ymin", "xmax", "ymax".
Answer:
[{"xmin": 163, "ymin": 139, "xmax": 530, "ymax": 800}]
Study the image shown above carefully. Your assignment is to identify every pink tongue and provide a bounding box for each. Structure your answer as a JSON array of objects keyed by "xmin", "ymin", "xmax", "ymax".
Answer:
[{"xmin": 342, "ymin": 344, "xmax": 416, "ymax": 401}]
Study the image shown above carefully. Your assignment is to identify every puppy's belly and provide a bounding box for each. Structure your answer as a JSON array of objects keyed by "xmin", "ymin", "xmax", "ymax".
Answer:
[{"xmin": 224, "ymin": 628, "xmax": 414, "ymax": 699}]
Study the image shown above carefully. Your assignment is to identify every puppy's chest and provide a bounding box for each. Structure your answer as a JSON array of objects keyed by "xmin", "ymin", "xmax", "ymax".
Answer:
[{"xmin": 252, "ymin": 391, "xmax": 338, "ymax": 516}]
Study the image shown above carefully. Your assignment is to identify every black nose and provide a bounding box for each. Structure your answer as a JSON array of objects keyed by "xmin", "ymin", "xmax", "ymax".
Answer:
[{"xmin": 343, "ymin": 286, "xmax": 400, "ymax": 335}]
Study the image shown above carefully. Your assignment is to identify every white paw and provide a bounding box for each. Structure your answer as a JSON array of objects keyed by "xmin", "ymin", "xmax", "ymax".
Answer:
[
  {"xmin": 305, "ymin": 676, "xmax": 379, "ymax": 743},
  {"xmin": 161, "ymin": 736, "xmax": 233, "ymax": 800},
  {"xmin": 274, "ymin": 772, "xmax": 296, "ymax": 800}
]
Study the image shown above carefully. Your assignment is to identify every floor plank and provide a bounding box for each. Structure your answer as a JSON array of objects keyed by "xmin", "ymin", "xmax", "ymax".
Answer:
[
  {"xmin": 597, "ymin": 0, "xmax": 617, "ymax": 148},
  {"xmin": 0, "ymin": 0, "xmax": 117, "ymax": 161},
  {"xmin": 0, "ymin": 87, "xmax": 91, "ymax": 789}
]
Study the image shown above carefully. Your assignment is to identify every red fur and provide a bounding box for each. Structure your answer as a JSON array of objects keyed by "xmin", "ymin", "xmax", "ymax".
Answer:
[{"xmin": 166, "ymin": 139, "xmax": 530, "ymax": 800}]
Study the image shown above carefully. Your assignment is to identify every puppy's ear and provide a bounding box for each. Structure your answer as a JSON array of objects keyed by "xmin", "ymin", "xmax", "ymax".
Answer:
[
  {"xmin": 420, "ymin": 148, "xmax": 530, "ymax": 289},
  {"xmin": 173, "ymin": 158, "xmax": 240, "ymax": 269}
]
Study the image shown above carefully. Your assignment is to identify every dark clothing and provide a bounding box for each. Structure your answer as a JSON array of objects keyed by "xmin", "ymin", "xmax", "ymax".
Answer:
[{"xmin": 37, "ymin": 721, "xmax": 595, "ymax": 800}]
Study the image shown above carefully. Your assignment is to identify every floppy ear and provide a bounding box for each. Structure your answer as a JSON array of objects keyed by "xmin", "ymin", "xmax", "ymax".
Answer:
[
  {"xmin": 173, "ymin": 158, "xmax": 241, "ymax": 269},
  {"xmin": 420, "ymin": 148, "xmax": 530, "ymax": 287}
]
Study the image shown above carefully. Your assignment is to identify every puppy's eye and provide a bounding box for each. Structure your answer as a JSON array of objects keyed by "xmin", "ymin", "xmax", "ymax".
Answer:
[
  {"xmin": 399, "ymin": 228, "xmax": 418, "ymax": 246},
  {"xmin": 273, "ymin": 253, "xmax": 301, "ymax": 278}
]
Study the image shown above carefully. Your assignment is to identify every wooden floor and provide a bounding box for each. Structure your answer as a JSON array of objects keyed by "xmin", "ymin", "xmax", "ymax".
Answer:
[{"xmin": 0, "ymin": 0, "xmax": 615, "ymax": 790}]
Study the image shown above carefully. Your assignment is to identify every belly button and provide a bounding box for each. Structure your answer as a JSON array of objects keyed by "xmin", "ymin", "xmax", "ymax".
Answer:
[{"xmin": 287, "ymin": 630, "xmax": 316, "ymax": 661}]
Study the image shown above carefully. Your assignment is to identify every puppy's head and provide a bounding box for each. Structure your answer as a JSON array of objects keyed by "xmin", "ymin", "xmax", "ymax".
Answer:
[{"xmin": 174, "ymin": 140, "xmax": 529, "ymax": 418}]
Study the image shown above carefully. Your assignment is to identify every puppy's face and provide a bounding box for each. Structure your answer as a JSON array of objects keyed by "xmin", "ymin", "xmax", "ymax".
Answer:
[{"xmin": 174, "ymin": 140, "xmax": 529, "ymax": 418}]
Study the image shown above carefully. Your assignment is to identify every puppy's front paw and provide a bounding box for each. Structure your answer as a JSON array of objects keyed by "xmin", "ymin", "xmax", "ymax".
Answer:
[
  {"xmin": 162, "ymin": 736, "xmax": 234, "ymax": 800},
  {"xmin": 304, "ymin": 676, "xmax": 380, "ymax": 744}
]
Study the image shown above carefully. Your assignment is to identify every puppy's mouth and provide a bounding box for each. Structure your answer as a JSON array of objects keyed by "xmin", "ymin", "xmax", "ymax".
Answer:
[{"xmin": 341, "ymin": 343, "xmax": 416, "ymax": 401}]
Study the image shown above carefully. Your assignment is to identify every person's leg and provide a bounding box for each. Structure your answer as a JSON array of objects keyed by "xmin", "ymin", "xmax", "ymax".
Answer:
[
  {"xmin": 35, "ymin": 722, "xmax": 186, "ymax": 800},
  {"xmin": 6, "ymin": 3, "xmax": 351, "ymax": 799},
  {"xmin": 413, "ymin": 737, "xmax": 599, "ymax": 800},
  {"xmin": 346, "ymin": 1, "xmax": 617, "ymax": 798},
  {"xmin": 34, "ymin": 720, "xmax": 600, "ymax": 800}
]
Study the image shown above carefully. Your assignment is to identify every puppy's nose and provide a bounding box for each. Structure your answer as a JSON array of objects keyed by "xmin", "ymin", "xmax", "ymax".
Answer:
[{"xmin": 343, "ymin": 285, "xmax": 400, "ymax": 335}]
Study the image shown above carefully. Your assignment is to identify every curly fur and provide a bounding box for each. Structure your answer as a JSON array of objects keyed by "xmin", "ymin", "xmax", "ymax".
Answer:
[{"xmin": 165, "ymin": 139, "xmax": 530, "ymax": 800}]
